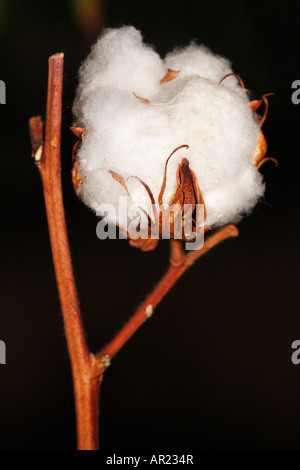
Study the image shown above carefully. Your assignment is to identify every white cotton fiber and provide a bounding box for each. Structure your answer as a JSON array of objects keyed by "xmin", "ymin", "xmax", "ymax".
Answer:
[
  {"xmin": 164, "ymin": 43, "xmax": 241, "ymax": 93},
  {"xmin": 73, "ymin": 26, "xmax": 265, "ymax": 229}
]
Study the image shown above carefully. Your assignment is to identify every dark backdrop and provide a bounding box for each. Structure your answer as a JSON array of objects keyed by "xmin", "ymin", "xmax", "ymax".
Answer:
[{"xmin": 0, "ymin": 0, "xmax": 299, "ymax": 450}]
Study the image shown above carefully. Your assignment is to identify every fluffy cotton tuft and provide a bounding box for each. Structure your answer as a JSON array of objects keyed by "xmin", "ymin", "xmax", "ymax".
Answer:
[{"xmin": 73, "ymin": 26, "xmax": 265, "ymax": 229}]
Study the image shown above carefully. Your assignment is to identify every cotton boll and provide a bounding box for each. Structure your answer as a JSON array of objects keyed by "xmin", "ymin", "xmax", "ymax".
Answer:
[{"xmin": 73, "ymin": 25, "xmax": 266, "ymax": 235}]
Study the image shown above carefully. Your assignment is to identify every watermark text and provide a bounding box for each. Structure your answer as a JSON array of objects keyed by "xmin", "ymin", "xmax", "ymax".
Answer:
[
  {"xmin": 291, "ymin": 340, "xmax": 300, "ymax": 365},
  {"xmin": 0, "ymin": 80, "xmax": 6, "ymax": 104},
  {"xmin": 96, "ymin": 198, "xmax": 205, "ymax": 250},
  {"xmin": 0, "ymin": 340, "xmax": 6, "ymax": 365},
  {"xmin": 291, "ymin": 80, "xmax": 300, "ymax": 105}
]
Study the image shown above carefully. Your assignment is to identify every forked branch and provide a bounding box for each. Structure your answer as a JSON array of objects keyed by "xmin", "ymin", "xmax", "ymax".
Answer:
[{"xmin": 29, "ymin": 52, "xmax": 239, "ymax": 451}]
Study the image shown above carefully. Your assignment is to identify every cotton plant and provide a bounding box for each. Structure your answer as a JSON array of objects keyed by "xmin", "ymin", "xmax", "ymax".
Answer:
[
  {"xmin": 71, "ymin": 26, "xmax": 274, "ymax": 251},
  {"xmin": 29, "ymin": 26, "xmax": 276, "ymax": 450}
]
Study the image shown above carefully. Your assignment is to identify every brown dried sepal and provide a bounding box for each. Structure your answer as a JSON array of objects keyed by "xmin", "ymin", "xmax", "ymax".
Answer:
[
  {"xmin": 29, "ymin": 116, "xmax": 44, "ymax": 160},
  {"xmin": 160, "ymin": 69, "xmax": 180, "ymax": 84},
  {"xmin": 249, "ymin": 99, "xmax": 262, "ymax": 112},
  {"xmin": 109, "ymin": 145, "xmax": 207, "ymax": 251},
  {"xmin": 109, "ymin": 170, "xmax": 130, "ymax": 195},
  {"xmin": 249, "ymin": 94, "xmax": 278, "ymax": 169},
  {"xmin": 71, "ymin": 126, "xmax": 87, "ymax": 190},
  {"xmin": 132, "ymin": 92, "xmax": 150, "ymax": 104},
  {"xmin": 219, "ymin": 74, "xmax": 277, "ymax": 169},
  {"xmin": 71, "ymin": 126, "xmax": 86, "ymax": 161},
  {"xmin": 250, "ymin": 130, "xmax": 268, "ymax": 168},
  {"xmin": 219, "ymin": 73, "xmax": 248, "ymax": 93},
  {"xmin": 71, "ymin": 126, "xmax": 86, "ymax": 139},
  {"xmin": 72, "ymin": 161, "xmax": 85, "ymax": 190}
]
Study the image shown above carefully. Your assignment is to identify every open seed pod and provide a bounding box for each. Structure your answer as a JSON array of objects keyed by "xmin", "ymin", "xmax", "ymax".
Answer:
[{"xmin": 71, "ymin": 26, "xmax": 276, "ymax": 251}]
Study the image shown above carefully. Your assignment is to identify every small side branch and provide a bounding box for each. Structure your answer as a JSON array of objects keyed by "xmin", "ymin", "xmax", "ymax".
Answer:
[{"xmin": 97, "ymin": 224, "xmax": 238, "ymax": 365}]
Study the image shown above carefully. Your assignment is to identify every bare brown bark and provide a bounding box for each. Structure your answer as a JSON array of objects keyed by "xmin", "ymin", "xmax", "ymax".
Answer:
[{"xmin": 29, "ymin": 53, "xmax": 103, "ymax": 450}]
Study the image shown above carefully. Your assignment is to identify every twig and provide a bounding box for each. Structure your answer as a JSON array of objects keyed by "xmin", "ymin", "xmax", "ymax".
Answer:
[{"xmin": 29, "ymin": 53, "xmax": 103, "ymax": 450}]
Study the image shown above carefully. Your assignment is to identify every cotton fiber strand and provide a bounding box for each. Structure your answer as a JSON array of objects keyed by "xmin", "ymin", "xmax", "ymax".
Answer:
[{"xmin": 73, "ymin": 26, "xmax": 265, "ymax": 228}]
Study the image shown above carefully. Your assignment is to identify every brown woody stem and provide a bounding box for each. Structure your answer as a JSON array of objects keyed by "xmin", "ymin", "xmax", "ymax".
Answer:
[
  {"xmin": 29, "ymin": 53, "xmax": 103, "ymax": 450},
  {"xmin": 170, "ymin": 239, "xmax": 185, "ymax": 266}
]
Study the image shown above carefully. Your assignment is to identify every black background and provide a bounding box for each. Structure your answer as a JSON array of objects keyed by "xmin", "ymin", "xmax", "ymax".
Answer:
[{"xmin": 0, "ymin": 0, "xmax": 300, "ymax": 450}]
